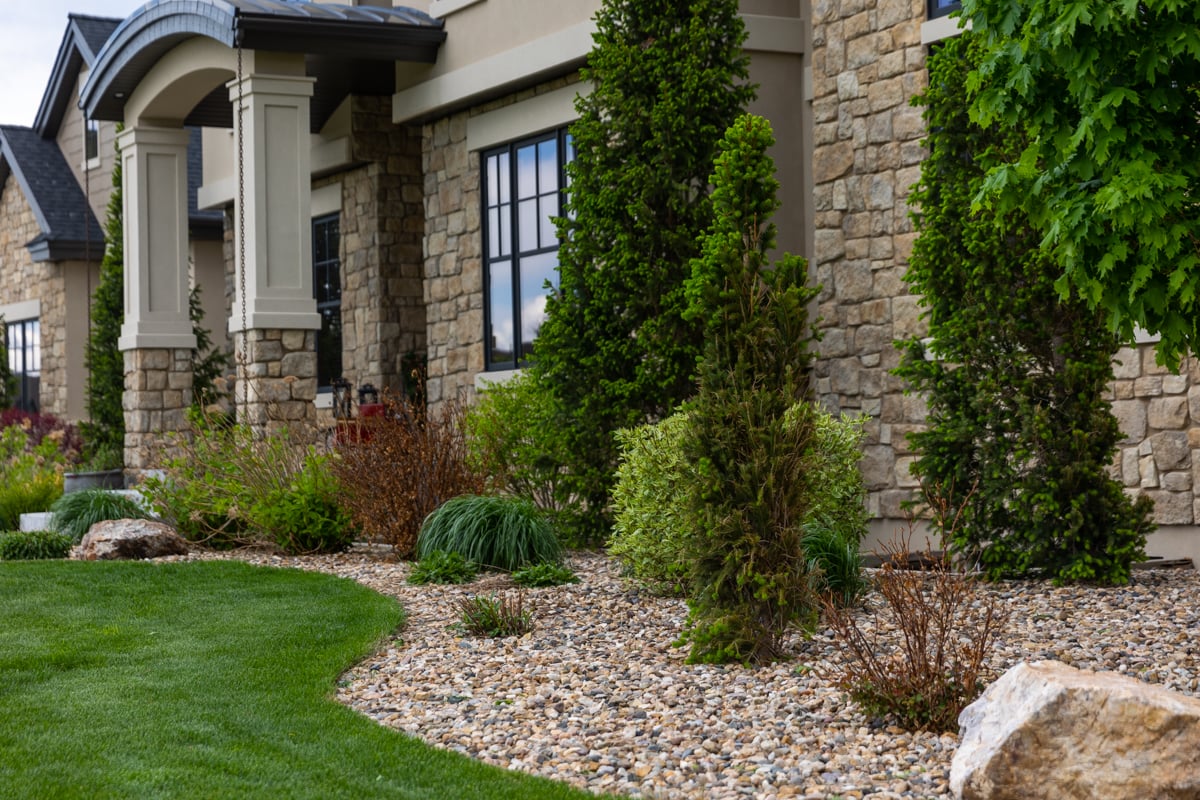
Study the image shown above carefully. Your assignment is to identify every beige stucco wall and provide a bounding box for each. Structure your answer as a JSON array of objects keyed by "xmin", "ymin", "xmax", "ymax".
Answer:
[{"xmin": 56, "ymin": 68, "xmax": 118, "ymax": 225}]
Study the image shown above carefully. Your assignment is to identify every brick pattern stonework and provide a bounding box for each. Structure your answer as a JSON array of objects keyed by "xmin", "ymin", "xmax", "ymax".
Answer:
[
  {"xmin": 338, "ymin": 96, "xmax": 426, "ymax": 394},
  {"xmin": 0, "ymin": 173, "xmax": 74, "ymax": 418},
  {"xmin": 811, "ymin": 0, "xmax": 1200, "ymax": 534},
  {"xmin": 810, "ymin": 0, "xmax": 929, "ymax": 519},
  {"xmin": 235, "ymin": 329, "xmax": 318, "ymax": 433},
  {"xmin": 421, "ymin": 75, "xmax": 581, "ymax": 409},
  {"xmin": 123, "ymin": 348, "xmax": 192, "ymax": 472}
]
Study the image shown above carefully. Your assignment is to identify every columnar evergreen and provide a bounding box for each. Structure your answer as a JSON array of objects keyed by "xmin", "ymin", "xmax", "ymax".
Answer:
[
  {"xmin": 896, "ymin": 35, "xmax": 1152, "ymax": 585},
  {"xmin": 533, "ymin": 0, "xmax": 755, "ymax": 543},
  {"xmin": 680, "ymin": 114, "xmax": 821, "ymax": 664},
  {"xmin": 82, "ymin": 139, "xmax": 125, "ymax": 465}
]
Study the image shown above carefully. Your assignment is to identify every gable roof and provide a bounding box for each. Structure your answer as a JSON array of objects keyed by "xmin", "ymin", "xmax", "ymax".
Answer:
[
  {"xmin": 33, "ymin": 14, "xmax": 122, "ymax": 137},
  {"xmin": 0, "ymin": 126, "xmax": 104, "ymax": 263}
]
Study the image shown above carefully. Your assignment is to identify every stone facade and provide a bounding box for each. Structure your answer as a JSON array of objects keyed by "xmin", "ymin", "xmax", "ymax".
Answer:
[
  {"xmin": 234, "ymin": 329, "xmax": 318, "ymax": 433},
  {"xmin": 122, "ymin": 348, "xmax": 192, "ymax": 472},
  {"xmin": 0, "ymin": 173, "xmax": 73, "ymax": 418},
  {"xmin": 421, "ymin": 75, "xmax": 580, "ymax": 408},
  {"xmin": 810, "ymin": 0, "xmax": 929, "ymax": 520},
  {"xmin": 810, "ymin": 0, "xmax": 1200, "ymax": 543},
  {"xmin": 338, "ymin": 96, "xmax": 426, "ymax": 394}
]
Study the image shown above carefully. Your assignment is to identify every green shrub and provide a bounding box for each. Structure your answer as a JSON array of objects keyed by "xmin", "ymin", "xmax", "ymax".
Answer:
[
  {"xmin": 511, "ymin": 563, "xmax": 579, "ymax": 588},
  {"xmin": 0, "ymin": 425, "xmax": 68, "ymax": 530},
  {"xmin": 801, "ymin": 523, "xmax": 867, "ymax": 608},
  {"xmin": 895, "ymin": 33, "xmax": 1151, "ymax": 585},
  {"xmin": 463, "ymin": 372, "xmax": 584, "ymax": 540},
  {"xmin": 50, "ymin": 489, "xmax": 150, "ymax": 542},
  {"xmin": 610, "ymin": 407, "xmax": 868, "ymax": 603},
  {"xmin": 408, "ymin": 550, "xmax": 480, "ymax": 585},
  {"xmin": 0, "ymin": 530, "xmax": 73, "ymax": 560},
  {"xmin": 252, "ymin": 455, "xmax": 357, "ymax": 554},
  {"xmin": 456, "ymin": 592, "xmax": 533, "ymax": 638},
  {"xmin": 678, "ymin": 114, "xmax": 822, "ymax": 665},
  {"xmin": 141, "ymin": 409, "xmax": 335, "ymax": 552},
  {"xmin": 416, "ymin": 495, "xmax": 561, "ymax": 572},
  {"xmin": 609, "ymin": 412, "xmax": 700, "ymax": 597}
]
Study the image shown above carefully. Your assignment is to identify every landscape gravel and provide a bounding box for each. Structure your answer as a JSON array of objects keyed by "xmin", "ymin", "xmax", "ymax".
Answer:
[{"xmin": 184, "ymin": 548, "xmax": 1200, "ymax": 799}]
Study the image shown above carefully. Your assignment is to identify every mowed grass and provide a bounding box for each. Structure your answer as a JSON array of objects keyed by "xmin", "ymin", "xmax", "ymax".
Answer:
[{"xmin": 0, "ymin": 560, "xmax": 593, "ymax": 800}]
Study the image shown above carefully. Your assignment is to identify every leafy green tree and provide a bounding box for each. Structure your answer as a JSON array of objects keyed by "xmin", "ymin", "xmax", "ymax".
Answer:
[
  {"xmin": 896, "ymin": 34, "xmax": 1152, "ymax": 585},
  {"xmin": 82, "ymin": 136, "xmax": 125, "ymax": 466},
  {"xmin": 679, "ymin": 114, "xmax": 821, "ymax": 664},
  {"xmin": 964, "ymin": 0, "xmax": 1200, "ymax": 368},
  {"xmin": 533, "ymin": 0, "xmax": 755, "ymax": 543}
]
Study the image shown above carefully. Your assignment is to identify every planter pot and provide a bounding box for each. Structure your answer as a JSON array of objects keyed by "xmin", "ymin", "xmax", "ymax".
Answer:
[{"xmin": 63, "ymin": 469, "xmax": 125, "ymax": 494}]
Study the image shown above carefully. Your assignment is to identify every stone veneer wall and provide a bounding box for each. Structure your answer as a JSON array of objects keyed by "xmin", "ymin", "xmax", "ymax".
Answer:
[
  {"xmin": 810, "ymin": 0, "xmax": 929, "ymax": 521},
  {"xmin": 421, "ymin": 75, "xmax": 581, "ymax": 409},
  {"xmin": 0, "ymin": 173, "xmax": 71, "ymax": 417},
  {"xmin": 339, "ymin": 96, "xmax": 426, "ymax": 394},
  {"xmin": 235, "ymin": 329, "xmax": 318, "ymax": 434},
  {"xmin": 811, "ymin": 0, "xmax": 1200, "ymax": 537},
  {"xmin": 123, "ymin": 348, "xmax": 192, "ymax": 471}
]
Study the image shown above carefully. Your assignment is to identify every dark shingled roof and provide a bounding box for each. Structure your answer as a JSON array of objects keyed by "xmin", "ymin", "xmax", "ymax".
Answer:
[
  {"xmin": 83, "ymin": 0, "xmax": 445, "ymax": 132},
  {"xmin": 0, "ymin": 126, "xmax": 104, "ymax": 263},
  {"xmin": 34, "ymin": 15, "xmax": 122, "ymax": 137}
]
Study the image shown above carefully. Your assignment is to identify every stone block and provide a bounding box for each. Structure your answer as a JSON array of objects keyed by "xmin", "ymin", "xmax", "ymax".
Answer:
[
  {"xmin": 1148, "ymin": 396, "xmax": 1188, "ymax": 429},
  {"xmin": 280, "ymin": 352, "xmax": 317, "ymax": 379},
  {"xmin": 892, "ymin": 295, "xmax": 925, "ymax": 340},
  {"xmin": 1150, "ymin": 431, "xmax": 1191, "ymax": 471},
  {"xmin": 814, "ymin": 141, "xmax": 855, "ymax": 184},
  {"xmin": 1134, "ymin": 376, "xmax": 1163, "ymax": 397},
  {"xmin": 1111, "ymin": 400, "xmax": 1147, "ymax": 442},
  {"xmin": 1190, "ymin": 385, "xmax": 1200, "ymax": 425},
  {"xmin": 1162, "ymin": 374, "xmax": 1188, "ymax": 394},
  {"xmin": 252, "ymin": 339, "xmax": 284, "ymax": 362},
  {"xmin": 1148, "ymin": 489, "xmax": 1194, "ymax": 525},
  {"xmin": 1162, "ymin": 471, "xmax": 1192, "ymax": 492},
  {"xmin": 1112, "ymin": 346, "xmax": 1140, "ymax": 379},
  {"xmin": 1120, "ymin": 448, "xmax": 1140, "ymax": 487},
  {"xmin": 1140, "ymin": 455, "xmax": 1159, "ymax": 488},
  {"xmin": 281, "ymin": 329, "xmax": 308, "ymax": 351},
  {"xmin": 859, "ymin": 445, "xmax": 895, "ymax": 490},
  {"xmin": 834, "ymin": 260, "xmax": 873, "ymax": 303}
]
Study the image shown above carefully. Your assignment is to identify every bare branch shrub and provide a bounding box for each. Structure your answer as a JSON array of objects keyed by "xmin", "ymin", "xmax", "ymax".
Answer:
[
  {"xmin": 332, "ymin": 391, "xmax": 483, "ymax": 558},
  {"xmin": 824, "ymin": 492, "xmax": 1010, "ymax": 732}
]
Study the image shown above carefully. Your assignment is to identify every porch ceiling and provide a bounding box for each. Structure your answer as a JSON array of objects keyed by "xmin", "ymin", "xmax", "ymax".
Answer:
[{"xmin": 81, "ymin": 0, "xmax": 446, "ymax": 132}]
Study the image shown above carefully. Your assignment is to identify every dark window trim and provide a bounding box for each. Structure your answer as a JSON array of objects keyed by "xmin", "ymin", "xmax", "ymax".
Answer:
[
  {"xmin": 84, "ymin": 119, "xmax": 100, "ymax": 163},
  {"xmin": 481, "ymin": 126, "xmax": 572, "ymax": 372},
  {"xmin": 6, "ymin": 318, "xmax": 39, "ymax": 413},
  {"xmin": 312, "ymin": 213, "xmax": 342, "ymax": 392}
]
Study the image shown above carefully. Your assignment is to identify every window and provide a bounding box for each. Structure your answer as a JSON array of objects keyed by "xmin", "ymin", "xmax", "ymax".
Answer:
[
  {"xmin": 482, "ymin": 128, "xmax": 573, "ymax": 370},
  {"xmin": 6, "ymin": 319, "xmax": 40, "ymax": 413},
  {"xmin": 312, "ymin": 214, "xmax": 342, "ymax": 391},
  {"xmin": 84, "ymin": 119, "xmax": 99, "ymax": 163},
  {"xmin": 927, "ymin": 0, "xmax": 961, "ymax": 19}
]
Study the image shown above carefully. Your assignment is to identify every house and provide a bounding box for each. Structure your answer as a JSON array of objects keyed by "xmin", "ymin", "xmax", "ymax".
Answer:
[
  {"xmin": 0, "ymin": 13, "xmax": 224, "ymax": 421},
  {"xmin": 9, "ymin": 0, "xmax": 1198, "ymax": 561}
]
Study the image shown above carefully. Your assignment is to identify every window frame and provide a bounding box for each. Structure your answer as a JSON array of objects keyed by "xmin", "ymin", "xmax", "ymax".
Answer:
[
  {"xmin": 6, "ymin": 318, "xmax": 40, "ymax": 413},
  {"xmin": 84, "ymin": 119, "xmax": 100, "ymax": 166},
  {"xmin": 311, "ymin": 213, "xmax": 342, "ymax": 393},
  {"xmin": 927, "ymin": 0, "xmax": 961, "ymax": 20},
  {"xmin": 480, "ymin": 127, "xmax": 573, "ymax": 372}
]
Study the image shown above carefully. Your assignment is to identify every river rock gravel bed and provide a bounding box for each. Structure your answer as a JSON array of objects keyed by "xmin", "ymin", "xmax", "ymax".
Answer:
[{"xmin": 182, "ymin": 549, "xmax": 1200, "ymax": 799}]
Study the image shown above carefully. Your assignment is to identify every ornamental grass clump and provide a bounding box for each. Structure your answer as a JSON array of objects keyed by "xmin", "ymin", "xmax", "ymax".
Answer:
[
  {"xmin": 0, "ymin": 529, "xmax": 73, "ymax": 560},
  {"xmin": 456, "ymin": 592, "xmax": 533, "ymax": 638},
  {"xmin": 417, "ymin": 494, "xmax": 561, "ymax": 572},
  {"xmin": 50, "ymin": 489, "xmax": 150, "ymax": 541}
]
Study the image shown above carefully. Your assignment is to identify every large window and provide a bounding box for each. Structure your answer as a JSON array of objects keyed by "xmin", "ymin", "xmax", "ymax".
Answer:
[
  {"xmin": 312, "ymin": 214, "xmax": 342, "ymax": 391},
  {"xmin": 7, "ymin": 319, "xmax": 39, "ymax": 413},
  {"xmin": 482, "ymin": 128, "xmax": 573, "ymax": 370}
]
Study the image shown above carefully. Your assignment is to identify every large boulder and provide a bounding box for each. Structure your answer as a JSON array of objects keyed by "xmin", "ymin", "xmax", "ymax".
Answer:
[
  {"xmin": 74, "ymin": 519, "xmax": 189, "ymax": 561},
  {"xmin": 952, "ymin": 660, "xmax": 1200, "ymax": 800}
]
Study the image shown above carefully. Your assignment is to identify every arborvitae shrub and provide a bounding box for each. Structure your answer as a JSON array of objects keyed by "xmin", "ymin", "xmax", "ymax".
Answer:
[
  {"xmin": 533, "ymin": 0, "xmax": 756, "ymax": 544},
  {"xmin": 678, "ymin": 114, "xmax": 823, "ymax": 665},
  {"xmin": 895, "ymin": 33, "xmax": 1152, "ymax": 585}
]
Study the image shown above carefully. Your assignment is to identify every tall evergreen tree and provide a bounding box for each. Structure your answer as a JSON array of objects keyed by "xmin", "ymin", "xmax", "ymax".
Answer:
[
  {"xmin": 82, "ymin": 136, "xmax": 125, "ymax": 465},
  {"xmin": 534, "ymin": 0, "xmax": 755, "ymax": 542},
  {"xmin": 896, "ymin": 34, "xmax": 1152, "ymax": 585}
]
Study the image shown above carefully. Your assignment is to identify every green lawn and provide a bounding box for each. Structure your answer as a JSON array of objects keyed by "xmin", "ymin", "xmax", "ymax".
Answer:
[{"xmin": 0, "ymin": 560, "xmax": 593, "ymax": 799}]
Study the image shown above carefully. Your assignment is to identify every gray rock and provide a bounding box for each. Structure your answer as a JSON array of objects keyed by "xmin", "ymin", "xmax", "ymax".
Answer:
[{"xmin": 74, "ymin": 519, "xmax": 189, "ymax": 561}]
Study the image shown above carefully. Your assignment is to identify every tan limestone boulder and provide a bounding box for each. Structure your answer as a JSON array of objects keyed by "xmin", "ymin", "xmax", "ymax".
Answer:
[
  {"xmin": 952, "ymin": 660, "xmax": 1200, "ymax": 800},
  {"xmin": 74, "ymin": 519, "xmax": 189, "ymax": 561}
]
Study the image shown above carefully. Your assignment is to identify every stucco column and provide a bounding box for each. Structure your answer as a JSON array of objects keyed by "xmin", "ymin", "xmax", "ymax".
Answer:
[
  {"xmin": 116, "ymin": 125, "xmax": 195, "ymax": 475},
  {"xmin": 227, "ymin": 67, "xmax": 320, "ymax": 431}
]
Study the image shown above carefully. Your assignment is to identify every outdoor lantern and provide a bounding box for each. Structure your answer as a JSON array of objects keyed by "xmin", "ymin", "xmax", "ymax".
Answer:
[
  {"xmin": 358, "ymin": 383, "xmax": 380, "ymax": 407},
  {"xmin": 332, "ymin": 378, "xmax": 352, "ymax": 419}
]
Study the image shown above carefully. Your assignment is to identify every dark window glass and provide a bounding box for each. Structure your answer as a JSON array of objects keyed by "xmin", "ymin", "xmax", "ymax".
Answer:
[
  {"xmin": 6, "ymin": 319, "xmax": 39, "ymax": 412},
  {"xmin": 85, "ymin": 119, "xmax": 99, "ymax": 162},
  {"xmin": 928, "ymin": 0, "xmax": 961, "ymax": 19},
  {"xmin": 481, "ymin": 128, "xmax": 572, "ymax": 370},
  {"xmin": 312, "ymin": 214, "xmax": 342, "ymax": 390}
]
